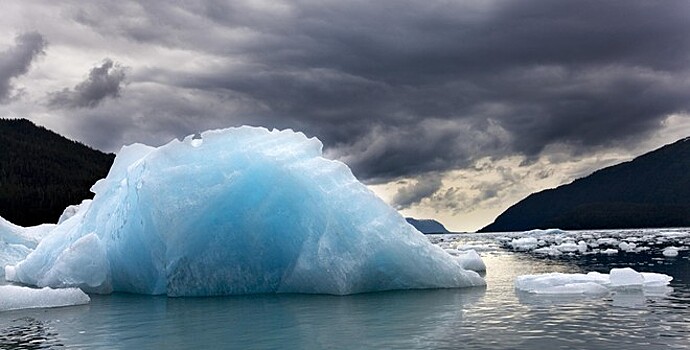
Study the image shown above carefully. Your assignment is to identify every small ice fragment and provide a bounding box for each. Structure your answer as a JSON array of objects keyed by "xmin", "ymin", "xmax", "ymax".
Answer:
[
  {"xmin": 663, "ymin": 247, "xmax": 679, "ymax": 257},
  {"xmin": 533, "ymin": 247, "xmax": 562, "ymax": 256},
  {"xmin": 455, "ymin": 249, "xmax": 486, "ymax": 272},
  {"xmin": 555, "ymin": 242, "xmax": 579, "ymax": 253},
  {"xmin": 597, "ymin": 238, "xmax": 619, "ymax": 247},
  {"xmin": 510, "ymin": 237, "xmax": 538, "ymax": 251},
  {"xmin": 515, "ymin": 268, "xmax": 672, "ymax": 297},
  {"xmin": 0, "ymin": 285, "xmax": 90, "ymax": 311}
]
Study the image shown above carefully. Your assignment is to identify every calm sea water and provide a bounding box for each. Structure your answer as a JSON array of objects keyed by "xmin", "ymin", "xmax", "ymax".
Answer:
[{"xmin": 1, "ymin": 230, "xmax": 689, "ymax": 349}]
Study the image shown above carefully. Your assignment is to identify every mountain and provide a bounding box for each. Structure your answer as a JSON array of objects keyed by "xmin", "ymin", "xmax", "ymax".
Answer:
[
  {"xmin": 480, "ymin": 137, "xmax": 690, "ymax": 232},
  {"xmin": 0, "ymin": 119, "xmax": 114, "ymax": 226},
  {"xmin": 406, "ymin": 218, "xmax": 451, "ymax": 234}
]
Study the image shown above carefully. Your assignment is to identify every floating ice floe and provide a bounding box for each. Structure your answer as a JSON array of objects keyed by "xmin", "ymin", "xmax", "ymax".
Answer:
[
  {"xmin": 515, "ymin": 267, "xmax": 672, "ymax": 296},
  {"xmin": 0, "ymin": 285, "xmax": 89, "ymax": 311},
  {"xmin": 7, "ymin": 127, "xmax": 484, "ymax": 296},
  {"xmin": 510, "ymin": 237, "xmax": 539, "ymax": 251},
  {"xmin": 663, "ymin": 247, "xmax": 680, "ymax": 257}
]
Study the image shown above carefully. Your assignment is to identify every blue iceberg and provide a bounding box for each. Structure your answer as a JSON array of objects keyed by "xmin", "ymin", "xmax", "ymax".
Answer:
[{"xmin": 7, "ymin": 127, "xmax": 484, "ymax": 296}]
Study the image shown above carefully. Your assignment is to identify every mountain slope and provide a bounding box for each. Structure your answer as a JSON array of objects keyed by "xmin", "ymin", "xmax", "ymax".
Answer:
[
  {"xmin": 0, "ymin": 119, "xmax": 114, "ymax": 226},
  {"xmin": 480, "ymin": 137, "xmax": 690, "ymax": 232},
  {"xmin": 405, "ymin": 218, "xmax": 450, "ymax": 234}
]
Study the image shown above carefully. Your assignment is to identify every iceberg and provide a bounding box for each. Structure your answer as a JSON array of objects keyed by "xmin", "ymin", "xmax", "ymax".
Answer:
[{"xmin": 7, "ymin": 127, "xmax": 484, "ymax": 296}]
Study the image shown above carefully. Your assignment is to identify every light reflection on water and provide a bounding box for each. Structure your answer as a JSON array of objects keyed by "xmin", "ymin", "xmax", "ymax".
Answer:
[{"xmin": 1, "ymin": 238, "xmax": 690, "ymax": 349}]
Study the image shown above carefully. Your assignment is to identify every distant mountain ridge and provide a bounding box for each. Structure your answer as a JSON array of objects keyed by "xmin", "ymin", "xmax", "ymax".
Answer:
[
  {"xmin": 406, "ymin": 218, "xmax": 450, "ymax": 233},
  {"xmin": 480, "ymin": 137, "xmax": 690, "ymax": 232},
  {"xmin": 0, "ymin": 119, "xmax": 114, "ymax": 226}
]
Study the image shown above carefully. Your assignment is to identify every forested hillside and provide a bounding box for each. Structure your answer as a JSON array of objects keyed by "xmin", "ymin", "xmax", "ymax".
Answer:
[
  {"xmin": 480, "ymin": 137, "xmax": 690, "ymax": 232},
  {"xmin": 0, "ymin": 119, "xmax": 114, "ymax": 226}
]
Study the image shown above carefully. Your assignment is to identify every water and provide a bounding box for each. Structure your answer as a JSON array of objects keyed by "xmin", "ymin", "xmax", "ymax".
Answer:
[{"xmin": 1, "ymin": 230, "xmax": 690, "ymax": 349}]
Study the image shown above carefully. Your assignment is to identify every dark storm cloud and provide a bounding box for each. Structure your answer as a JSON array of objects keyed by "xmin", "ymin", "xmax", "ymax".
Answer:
[
  {"xmin": 0, "ymin": 32, "xmax": 46, "ymax": 103},
  {"xmin": 391, "ymin": 174, "xmax": 444, "ymax": 210},
  {"xmin": 49, "ymin": 59, "xmax": 127, "ymax": 108},
  {"xmin": 60, "ymin": 0, "xmax": 690, "ymax": 183}
]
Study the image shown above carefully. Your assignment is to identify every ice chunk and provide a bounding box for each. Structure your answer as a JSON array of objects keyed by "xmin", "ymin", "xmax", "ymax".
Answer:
[
  {"xmin": 533, "ymin": 246, "xmax": 562, "ymax": 256},
  {"xmin": 554, "ymin": 242, "xmax": 579, "ymax": 253},
  {"xmin": 662, "ymin": 247, "xmax": 680, "ymax": 257},
  {"xmin": 510, "ymin": 237, "xmax": 538, "ymax": 251},
  {"xmin": 609, "ymin": 267, "xmax": 644, "ymax": 288},
  {"xmin": 597, "ymin": 238, "xmax": 619, "ymax": 246},
  {"xmin": 516, "ymin": 268, "xmax": 673, "ymax": 296},
  {"xmin": 454, "ymin": 243, "xmax": 496, "ymax": 252},
  {"xmin": 8, "ymin": 127, "xmax": 484, "ymax": 296},
  {"xmin": 0, "ymin": 285, "xmax": 89, "ymax": 311},
  {"xmin": 455, "ymin": 249, "xmax": 486, "ymax": 272},
  {"xmin": 618, "ymin": 242, "xmax": 636, "ymax": 252},
  {"xmin": 515, "ymin": 273, "xmax": 609, "ymax": 295}
]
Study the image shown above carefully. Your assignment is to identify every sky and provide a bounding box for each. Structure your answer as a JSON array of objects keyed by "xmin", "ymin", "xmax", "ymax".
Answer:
[{"xmin": 1, "ymin": 0, "xmax": 689, "ymax": 232}]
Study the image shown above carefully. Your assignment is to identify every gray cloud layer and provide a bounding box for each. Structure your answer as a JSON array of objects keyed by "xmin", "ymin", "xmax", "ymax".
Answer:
[
  {"xmin": 391, "ymin": 174, "xmax": 444, "ymax": 210},
  {"xmin": 49, "ymin": 59, "xmax": 127, "ymax": 108},
  {"xmin": 10, "ymin": 1, "xmax": 690, "ymax": 185},
  {"xmin": 0, "ymin": 32, "xmax": 46, "ymax": 103}
]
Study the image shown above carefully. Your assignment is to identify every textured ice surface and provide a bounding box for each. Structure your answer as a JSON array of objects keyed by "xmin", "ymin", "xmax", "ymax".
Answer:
[
  {"xmin": 57, "ymin": 200, "xmax": 91, "ymax": 224},
  {"xmin": 0, "ymin": 217, "xmax": 55, "ymax": 279},
  {"xmin": 516, "ymin": 268, "xmax": 672, "ymax": 295},
  {"xmin": 0, "ymin": 285, "xmax": 89, "ymax": 311},
  {"xmin": 8, "ymin": 127, "xmax": 484, "ymax": 296},
  {"xmin": 0, "ymin": 216, "xmax": 55, "ymax": 249}
]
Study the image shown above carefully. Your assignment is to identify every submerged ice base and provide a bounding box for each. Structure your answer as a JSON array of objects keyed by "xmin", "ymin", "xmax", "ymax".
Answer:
[{"xmin": 8, "ymin": 127, "xmax": 484, "ymax": 296}]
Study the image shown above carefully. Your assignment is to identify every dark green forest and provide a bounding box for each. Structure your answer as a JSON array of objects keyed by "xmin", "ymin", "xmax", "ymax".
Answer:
[
  {"xmin": 0, "ymin": 119, "xmax": 114, "ymax": 226},
  {"xmin": 480, "ymin": 137, "xmax": 690, "ymax": 232}
]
